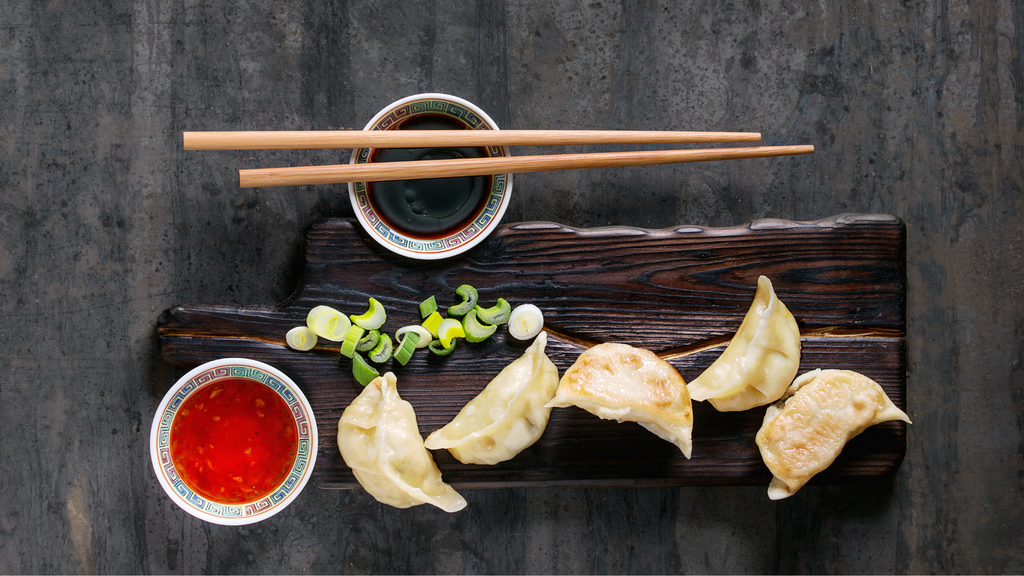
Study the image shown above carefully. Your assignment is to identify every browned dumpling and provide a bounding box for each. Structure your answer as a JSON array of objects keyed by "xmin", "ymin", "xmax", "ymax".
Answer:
[
  {"xmin": 546, "ymin": 343, "xmax": 693, "ymax": 458},
  {"xmin": 756, "ymin": 369, "xmax": 911, "ymax": 500}
]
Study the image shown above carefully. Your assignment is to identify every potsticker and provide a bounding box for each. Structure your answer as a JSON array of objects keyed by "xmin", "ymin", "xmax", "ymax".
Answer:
[{"xmin": 756, "ymin": 369, "xmax": 911, "ymax": 500}]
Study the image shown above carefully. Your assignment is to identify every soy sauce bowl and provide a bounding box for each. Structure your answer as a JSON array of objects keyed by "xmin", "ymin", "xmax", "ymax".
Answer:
[
  {"xmin": 348, "ymin": 93, "xmax": 513, "ymax": 260},
  {"xmin": 149, "ymin": 358, "xmax": 317, "ymax": 525}
]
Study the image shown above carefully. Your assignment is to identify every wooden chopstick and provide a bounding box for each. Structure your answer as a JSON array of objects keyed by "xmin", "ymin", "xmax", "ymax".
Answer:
[
  {"xmin": 238, "ymin": 145, "xmax": 814, "ymax": 188},
  {"xmin": 184, "ymin": 129, "xmax": 762, "ymax": 150}
]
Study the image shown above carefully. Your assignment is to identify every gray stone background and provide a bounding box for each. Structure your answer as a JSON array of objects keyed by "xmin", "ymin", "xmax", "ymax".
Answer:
[{"xmin": 1, "ymin": 0, "xmax": 1022, "ymax": 573}]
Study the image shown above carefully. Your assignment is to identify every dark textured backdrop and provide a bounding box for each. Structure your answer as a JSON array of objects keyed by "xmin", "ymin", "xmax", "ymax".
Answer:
[{"xmin": 1, "ymin": 0, "xmax": 1022, "ymax": 573}]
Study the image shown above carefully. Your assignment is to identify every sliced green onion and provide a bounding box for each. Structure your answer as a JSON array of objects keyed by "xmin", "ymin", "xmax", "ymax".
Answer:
[
  {"xmin": 462, "ymin": 309, "xmax": 497, "ymax": 343},
  {"xmin": 351, "ymin": 352, "xmax": 379, "ymax": 386},
  {"xmin": 285, "ymin": 326, "xmax": 318, "ymax": 351},
  {"xmin": 508, "ymin": 304, "xmax": 544, "ymax": 340},
  {"xmin": 340, "ymin": 325, "xmax": 366, "ymax": 358},
  {"xmin": 308, "ymin": 305, "xmax": 351, "ymax": 341},
  {"xmin": 436, "ymin": 318, "xmax": 466, "ymax": 348},
  {"xmin": 369, "ymin": 333, "xmax": 393, "ymax": 363},
  {"xmin": 419, "ymin": 295, "xmax": 437, "ymax": 319},
  {"xmin": 422, "ymin": 311, "xmax": 444, "ymax": 337},
  {"xmin": 447, "ymin": 284, "xmax": 479, "ymax": 316},
  {"xmin": 394, "ymin": 332, "xmax": 421, "ymax": 365},
  {"xmin": 395, "ymin": 325, "xmax": 432, "ymax": 349},
  {"xmin": 475, "ymin": 298, "xmax": 511, "ymax": 325},
  {"xmin": 306, "ymin": 305, "xmax": 334, "ymax": 328},
  {"xmin": 350, "ymin": 297, "xmax": 386, "ymax": 330},
  {"xmin": 428, "ymin": 337, "xmax": 457, "ymax": 356},
  {"xmin": 355, "ymin": 329, "xmax": 380, "ymax": 352}
]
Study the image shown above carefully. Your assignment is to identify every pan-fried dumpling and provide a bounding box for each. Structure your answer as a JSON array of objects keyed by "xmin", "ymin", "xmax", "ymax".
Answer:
[
  {"xmin": 424, "ymin": 332, "xmax": 559, "ymax": 465},
  {"xmin": 546, "ymin": 342, "xmax": 693, "ymax": 458},
  {"xmin": 338, "ymin": 372, "xmax": 466, "ymax": 512},
  {"xmin": 687, "ymin": 276, "xmax": 801, "ymax": 412},
  {"xmin": 756, "ymin": 369, "xmax": 911, "ymax": 500}
]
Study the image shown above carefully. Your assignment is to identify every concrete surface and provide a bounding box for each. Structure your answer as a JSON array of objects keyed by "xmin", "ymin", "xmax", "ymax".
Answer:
[{"xmin": 0, "ymin": 0, "xmax": 1022, "ymax": 572}]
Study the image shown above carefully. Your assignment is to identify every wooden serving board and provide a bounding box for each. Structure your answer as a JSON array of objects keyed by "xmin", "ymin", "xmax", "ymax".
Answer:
[{"xmin": 158, "ymin": 214, "xmax": 907, "ymax": 489}]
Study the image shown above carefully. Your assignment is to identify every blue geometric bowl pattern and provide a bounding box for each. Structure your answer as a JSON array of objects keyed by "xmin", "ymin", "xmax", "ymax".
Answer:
[
  {"xmin": 351, "ymin": 97, "xmax": 509, "ymax": 256},
  {"xmin": 153, "ymin": 364, "xmax": 314, "ymax": 520}
]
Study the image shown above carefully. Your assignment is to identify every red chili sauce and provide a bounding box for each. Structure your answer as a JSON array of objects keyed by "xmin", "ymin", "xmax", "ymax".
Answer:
[{"xmin": 170, "ymin": 378, "xmax": 298, "ymax": 504}]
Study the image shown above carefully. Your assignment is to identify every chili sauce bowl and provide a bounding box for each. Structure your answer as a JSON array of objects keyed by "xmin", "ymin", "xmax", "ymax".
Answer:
[
  {"xmin": 348, "ymin": 93, "xmax": 513, "ymax": 260},
  {"xmin": 150, "ymin": 358, "xmax": 318, "ymax": 525}
]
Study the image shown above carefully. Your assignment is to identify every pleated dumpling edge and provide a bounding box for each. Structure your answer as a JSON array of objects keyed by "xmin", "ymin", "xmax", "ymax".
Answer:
[
  {"xmin": 423, "ymin": 332, "xmax": 560, "ymax": 465},
  {"xmin": 687, "ymin": 275, "xmax": 801, "ymax": 412},
  {"xmin": 337, "ymin": 372, "xmax": 467, "ymax": 513}
]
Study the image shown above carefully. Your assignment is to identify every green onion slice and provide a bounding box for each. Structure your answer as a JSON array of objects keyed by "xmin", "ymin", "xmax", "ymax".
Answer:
[
  {"xmin": 447, "ymin": 284, "xmax": 479, "ymax": 316},
  {"xmin": 437, "ymin": 318, "xmax": 466, "ymax": 348},
  {"xmin": 394, "ymin": 332, "xmax": 421, "ymax": 365},
  {"xmin": 340, "ymin": 325, "xmax": 366, "ymax": 358},
  {"xmin": 285, "ymin": 326, "xmax": 318, "ymax": 351},
  {"xmin": 355, "ymin": 329, "xmax": 380, "ymax": 352},
  {"xmin": 462, "ymin": 309, "xmax": 497, "ymax": 343},
  {"xmin": 508, "ymin": 304, "xmax": 544, "ymax": 340},
  {"xmin": 306, "ymin": 305, "xmax": 334, "ymax": 328},
  {"xmin": 395, "ymin": 325, "xmax": 432, "ymax": 349},
  {"xmin": 351, "ymin": 352, "xmax": 379, "ymax": 386},
  {"xmin": 422, "ymin": 311, "xmax": 444, "ymax": 337},
  {"xmin": 428, "ymin": 337, "xmax": 457, "ymax": 356},
  {"xmin": 351, "ymin": 297, "xmax": 387, "ymax": 330},
  {"xmin": 307, "ymin": 305, "xmax": 352, "ymax": 341},
  {"xmin": 369, "ymin": 333, "xmax": 393, "ymax": 363},
  {"xmin": 475, "ymin": 298, "xmax": 511, "ymax": 325},
  {"xmin": 419, "ymin": 295, "xmax": 437, "ymax": 319}
]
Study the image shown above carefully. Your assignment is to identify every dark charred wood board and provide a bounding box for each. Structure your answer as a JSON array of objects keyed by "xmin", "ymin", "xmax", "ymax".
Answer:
[{"xmin": 157, "ymin": 214, "xmax": 907, "ymax": 489}]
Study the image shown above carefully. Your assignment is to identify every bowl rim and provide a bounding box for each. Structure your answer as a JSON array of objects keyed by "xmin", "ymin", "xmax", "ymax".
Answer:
[
  {"xmin": 347, "ymin": 92, "xmax": 513, "ymax": 260},
  {"xmin": 149, "ymin": 358, "xmax": 318, "ymax": 526}
]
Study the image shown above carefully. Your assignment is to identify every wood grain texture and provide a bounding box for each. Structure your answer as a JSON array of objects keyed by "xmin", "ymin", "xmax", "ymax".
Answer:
[{"xmin": 158, "ymin": 214, "xmax": 906, "ymax": 488}]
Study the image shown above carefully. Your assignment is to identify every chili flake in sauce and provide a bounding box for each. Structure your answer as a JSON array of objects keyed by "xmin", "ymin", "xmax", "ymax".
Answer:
[{"xmin": 170, "ymin": 378, "xmax": 298, "ymax": 504}]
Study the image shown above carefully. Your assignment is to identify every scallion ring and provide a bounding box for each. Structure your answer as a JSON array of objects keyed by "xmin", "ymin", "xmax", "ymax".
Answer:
[
  {"xmin": 395, "ymin": 325, "xmax": 432, "ymax": 349},
  {"xmin": 340, "ymin": 325, "xmax": 366, "ymax": 358},
  {"xmin": 447, "ymin": 284, "xmax": 479, "ymax": 316},
  {"xmin": 436, "ymin": 318, "xmax": 466, "ymax": 348},
  {"xmin": 419, "ymin": 295, "xmax": 437, "ymax": 319},
  {"xmin": 508, "ymin": 304, "xmax": 544, "ymax": 340},
  {"xmin": 308, "ymin": 305, "xmax": 351, "ymax": 341},
  {"xmin": 369, "ymin": 333, "xmax": 393, "ymax": 363},
  {"xmin": 285, "ymin": 326, "xmax": 317, "ymax": 351},
  {"xmin": 355, "ymin": 329, "xmax": 380, "ymax": 352},
  {"xmin": 351, "ymin": 297, "xmax": 386, "ymax": 330},
  {"xmin": 394, "ymin": 332, "xmax": 421, "ymax": 365},
  {"xmin": 351, "ymin": 352, "xmax": 379, "ymax": 386},
  {"xmin": 475, "ymin": 298, "xmax": 511, "ymax": 325},
  {"xmin": 462, "ymin": 309, "xmax": 497, "ymax": 343}
]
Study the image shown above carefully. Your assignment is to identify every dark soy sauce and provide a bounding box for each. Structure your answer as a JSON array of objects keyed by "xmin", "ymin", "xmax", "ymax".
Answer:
[{"xmin": 368, "ymin": 114, "xmax": 492, "ymax": 238}]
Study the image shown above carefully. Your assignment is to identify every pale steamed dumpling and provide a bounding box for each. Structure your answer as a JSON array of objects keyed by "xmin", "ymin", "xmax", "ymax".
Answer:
[
  {"xmin": 687, "ymin": 275, "xmax": 801, "ymax": 412},
  {"xmin": 546, "ymin": 342, "xmax": 693, "ymax": 458},
  {"xmin": 756, "ymin": 369, "xmax": 911, "ymax": 500},
  {"xmin": 337, "ymin": 372, "xmax": 467, "ymax": 512},
  {"xmin": 424, "ymin": 332, "xmax": 559, "ymax": 465}
]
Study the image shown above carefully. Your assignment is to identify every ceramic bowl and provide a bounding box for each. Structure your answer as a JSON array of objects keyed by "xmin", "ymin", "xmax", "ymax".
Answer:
[
  {"xmin": 149, "ymin": 358, "xmax": 317, "ymax": 525},
  {"xmin": 348, "ymin": 93, "xmax": 512, "ymax": 260}
]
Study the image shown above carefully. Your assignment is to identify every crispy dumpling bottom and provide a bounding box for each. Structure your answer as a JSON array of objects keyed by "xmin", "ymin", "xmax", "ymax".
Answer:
[
  {"xmin": 546, "ymin": 342, "xmax": 693, "ymax": 458},
  {"xmin": 755, "ymin": 369, "xmax": 911, "ymax": 500}
]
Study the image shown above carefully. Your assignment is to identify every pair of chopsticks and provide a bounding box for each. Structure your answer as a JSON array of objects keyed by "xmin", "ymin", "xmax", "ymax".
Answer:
[{"xmin": 182, "ymin": 130, "xmax": 814, "ymax": 188}]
